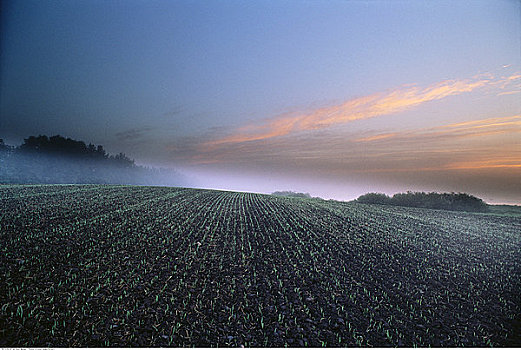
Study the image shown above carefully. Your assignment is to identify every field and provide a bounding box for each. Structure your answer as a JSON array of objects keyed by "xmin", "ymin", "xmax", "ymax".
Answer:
[{"xmin": 1, "ymin": 184, "xmax": 520, "ymax": 347}]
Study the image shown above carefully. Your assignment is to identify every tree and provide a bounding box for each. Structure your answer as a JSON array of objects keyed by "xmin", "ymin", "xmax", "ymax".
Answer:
[
  {"xmin": 355, "ymin": 191, "xmax": 489, "ymax": 212},
  {"xmin": 356, "ymin": 192, "xmax": 391, "ymax": 205}
]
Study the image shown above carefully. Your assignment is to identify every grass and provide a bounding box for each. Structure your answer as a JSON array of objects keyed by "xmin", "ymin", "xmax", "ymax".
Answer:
[{"xmin": 1, "ymin": 184, "xmax": 520, "ymax": 347}]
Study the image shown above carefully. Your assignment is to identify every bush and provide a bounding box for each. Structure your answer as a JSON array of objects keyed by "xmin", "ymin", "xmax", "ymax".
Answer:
[
  {"xmin": 356, "ymin": 191, "xmax": 489, "ymax": 213},
  {"xmin": 356, "ymin": 192, "xmax": 391, "ymax": 205},
  {"xmin": 272, "ymin": 191, "xmax": 312, "ymax": 199}
]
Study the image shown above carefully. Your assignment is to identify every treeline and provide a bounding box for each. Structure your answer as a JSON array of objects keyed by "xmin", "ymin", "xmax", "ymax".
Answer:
[
  {"xmin": 356, "ymin": 191, "xmax": 489, "ymax": 213},
  {"xmin": 272, "ymin": 191, "xmax": 312, "ymax": 199},
  {"xmin": 0, "ymin": 135, "xmax": 183, "ymax": 186}
]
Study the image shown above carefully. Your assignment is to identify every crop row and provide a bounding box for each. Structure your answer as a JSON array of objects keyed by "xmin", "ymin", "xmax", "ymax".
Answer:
[{"xmin": 1, "ymin": 185, "xmax": 520, "ymax": 346}]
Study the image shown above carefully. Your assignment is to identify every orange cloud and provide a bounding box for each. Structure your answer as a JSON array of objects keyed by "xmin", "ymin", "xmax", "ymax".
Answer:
[
  {"xmin": 432, "ymin": 116, "xmax": 521, "ymax": 140},
  {"xmin": 354, "ymin": 133, "xmax": 398, "ymax": 142},
  {"xmin": 205, "ymin": 75, "xmax": 513, "ymax": 148},
  {"xmin": 497, "ymin": 90, "xmax": 521, "ymax": 96},
  {"xmin": 188, "ymin": 112, "xmax": 521, "ymax": 183},
  {"xmin": 188, "ymin": 71, "xmax": 521, "ymax": 179},
  {"xmin": 506, "ymin": 74, "xmax": 521, "ymax": 81},
  {"xmin": 353, "ymin": 115, "xmax": 521, "ymax": 144},
  {"xmin": 342, "ymin": 115, "xmax": 521, "ymax": 173},
  {"xmin": 446, "ymin": 158, "xmax": 521, "ymax": 170},
  {"xmin": 442, "ymin": 115, "xmax": 521, "ymax": 129}
]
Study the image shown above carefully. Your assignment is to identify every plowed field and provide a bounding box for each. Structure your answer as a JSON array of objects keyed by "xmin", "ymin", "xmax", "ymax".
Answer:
[{"xmin": 1, "ymin": 184, "xmax": 520, "ymax": 347}]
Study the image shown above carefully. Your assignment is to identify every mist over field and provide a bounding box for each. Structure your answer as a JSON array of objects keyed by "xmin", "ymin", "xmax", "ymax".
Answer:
[{"xmin": 0, "ymin": 136, "xmax": 187, "ymax": 187}]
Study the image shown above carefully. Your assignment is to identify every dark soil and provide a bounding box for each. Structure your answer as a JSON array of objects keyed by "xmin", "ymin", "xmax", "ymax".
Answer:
[{"xmin": 1, "ymin": 185, "xmax": 520, "ymax": 347}]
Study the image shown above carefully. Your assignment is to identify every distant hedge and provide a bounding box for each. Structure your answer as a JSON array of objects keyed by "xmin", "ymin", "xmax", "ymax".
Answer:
[
  {"xmin": 356, "ymin": 191, "xmax": 489, "ymax": 213},
  {"xmin": 272, "ymin": 191, "xmax": 312, "ymax": 199}
]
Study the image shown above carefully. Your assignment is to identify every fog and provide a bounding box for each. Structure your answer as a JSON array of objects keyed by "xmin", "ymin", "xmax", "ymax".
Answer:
[
  {"xmin": 2, "ymin": 134, "xmax": 519, "ymax": 206},
  {"xmin": 0, "ymin": 147, "xmax": 188, "ymax": 188}
]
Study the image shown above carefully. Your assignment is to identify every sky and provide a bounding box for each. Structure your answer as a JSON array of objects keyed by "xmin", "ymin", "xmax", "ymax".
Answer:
[{"xmin": 1, "ymin": 0, "xmax": 520, "ymax": 204}]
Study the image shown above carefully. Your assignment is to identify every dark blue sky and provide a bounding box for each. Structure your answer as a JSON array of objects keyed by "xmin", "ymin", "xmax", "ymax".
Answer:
[{"xmin": 1, "ymin": 0, "xmax": 520, "ymax": 203}]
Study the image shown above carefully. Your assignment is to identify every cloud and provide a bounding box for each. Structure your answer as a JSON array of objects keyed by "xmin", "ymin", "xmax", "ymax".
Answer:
[
  {"xmin": 447, "ymin": 159, "xmax": 521, "ymax": 170},
  {"xmin": 169, "ymin": 71, "xmax": 521, "ymax": 203},
  {"xmin": 441, "ymin": 115, "xmax": 521, "ymax": 129},
  {"xmin": 497, "ymin": 90, "xmax": 521, "ymax": 96},
  {"xmin": 190, "ymin": 114, "xmax": 521, "ymax": 174},
  {"xmin": 176, "ymin": 70, "xmax": 521, "ymax": 204},
  {"xmin": 354, "ymin": 133, "xmax": 398, "ymax": 142},
  {"xmin": 115, "ymin": 127, "xmax": 153, "ymax": 141},
  {"xmin": 203, "ymin": 72, "xmax": 520, "ymax": 148},
  {"xmin": 162, "ymin": 105, "xmax": 184, "ymax": 118},
  {"xmin": 356, "ymin": 115, "xmax": 521, "ymax": 144},
  {"xmin": 346, "ymin": 115, "xmax": 521, "ymax": 172}
]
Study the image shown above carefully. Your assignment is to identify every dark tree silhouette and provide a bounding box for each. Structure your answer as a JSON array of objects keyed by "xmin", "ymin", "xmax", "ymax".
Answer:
[
  {"xmin": 272, "ymin": 191, "xmax": 312, "ymax": 198},
  {"xmin": 0, "ymin": 139, "xmax": 11, "ymax": 153},
  {"xmin": 355, "ymin": 192, "xmax": 391, "ymax": 205},
  {"xmin": 0, "ymin": 135, "xmax": 182, "ymax": 186},
  {"xmin": 356, "ymin": 191, "xmax": 489, "ymax": 212},
  {"xmin": 19, "ymin": 135, "xmax": 112, "ymax": 159}
]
